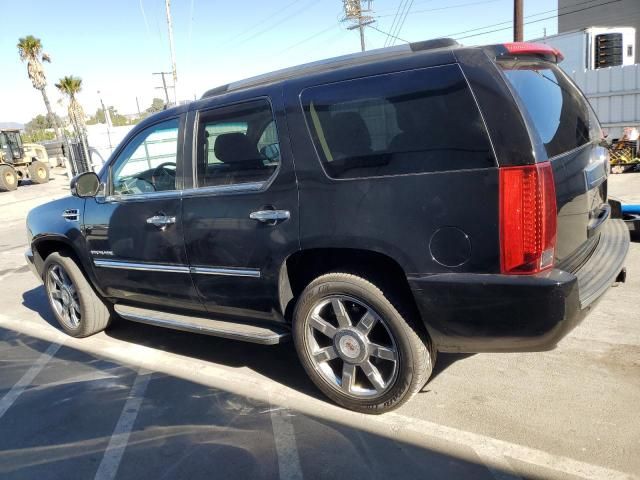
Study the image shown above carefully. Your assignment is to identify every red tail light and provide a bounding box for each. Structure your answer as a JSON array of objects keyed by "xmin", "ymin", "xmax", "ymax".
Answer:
[{"xmin": 499, "ymin": 162, "xmax": 557, "ymax": 274}]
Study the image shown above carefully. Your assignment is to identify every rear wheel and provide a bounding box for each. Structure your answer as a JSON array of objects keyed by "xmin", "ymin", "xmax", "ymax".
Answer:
[
  {"xmin": 293, "ymin": 272, "xmax": 434, "ymax": 413},
  {"xmin": 43, "ymin": 252, "xmax": 111, "ymax": 337},
  {"xmin": 0, "ymin": 165, "xmax": 18, "ymax": 191},
  {"xmin": 29, "ymin": 160, "xmax": 50, "ymax": 184}
]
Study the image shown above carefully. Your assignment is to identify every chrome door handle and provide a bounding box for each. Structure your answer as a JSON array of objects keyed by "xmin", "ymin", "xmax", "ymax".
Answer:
[
  {"xmin": 249, "ymin": 210, "xmax": 290, "ymax": 224},
  {"xmin": 146, "ymin": 215, "xmax": 176, "ymax": 229}
]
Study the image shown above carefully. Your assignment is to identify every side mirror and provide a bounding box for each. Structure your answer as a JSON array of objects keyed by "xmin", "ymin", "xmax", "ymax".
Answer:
[{"xmin": 71, "ymin": 172, "xmax": 101, "ymax": 198}]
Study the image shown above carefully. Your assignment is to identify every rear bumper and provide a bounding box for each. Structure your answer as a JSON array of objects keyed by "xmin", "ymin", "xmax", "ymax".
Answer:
[{"xmin": 409, "ymin": 219, "xmax": 630, "ymax": 353}]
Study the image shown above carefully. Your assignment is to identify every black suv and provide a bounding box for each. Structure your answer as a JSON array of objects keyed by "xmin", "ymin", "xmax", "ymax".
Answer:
[{"xmin": 25, "ymin": 40, "xmax": 629, "ymax": 413}]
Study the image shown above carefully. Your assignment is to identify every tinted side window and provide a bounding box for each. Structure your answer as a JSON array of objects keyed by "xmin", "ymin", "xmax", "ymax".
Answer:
[
  {"xmin": 301, "ymin": 64, "xmax": 494, "ymax": 179},
  {"xmin": 499, "ymin": 61, "xmax": 600, "ymax": 158},
  {"xmin": 111, "ymin": 118, "xmax": 179, "ymax": 196},
  {"xmin": 196, "ymin": 99, "xmax": 279, "ymax": 187}
]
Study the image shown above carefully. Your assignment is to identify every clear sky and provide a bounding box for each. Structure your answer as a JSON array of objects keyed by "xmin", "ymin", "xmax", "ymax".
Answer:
[{"xmin": 0, "ymin": 0, "xmax": 558, "ymax": 124}]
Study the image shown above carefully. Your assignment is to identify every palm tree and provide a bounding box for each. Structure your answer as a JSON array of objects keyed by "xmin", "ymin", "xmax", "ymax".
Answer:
[
  {"xmin": 56, "ymin": 76, "xmax": 90, "ymax": 167},
  {"xmin": 17, "ymin": 35, "xmax": 61, "ymax": 141},
  {"xmin": 55, "ymin": 76, "xmax": 86, "ymax": 137}
]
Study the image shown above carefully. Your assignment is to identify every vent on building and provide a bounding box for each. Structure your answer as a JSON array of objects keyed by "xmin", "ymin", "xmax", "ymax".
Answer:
[{"xmin": 595, "ymin": 33, "xmax": 623, "ymax": 69}]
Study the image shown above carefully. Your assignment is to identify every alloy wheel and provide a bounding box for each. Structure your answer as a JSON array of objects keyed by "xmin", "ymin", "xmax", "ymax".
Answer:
[
  {"xmin": 46, "ymin": 264, "xmax": 81, "ymax": 329},
  {"xmin": 305, "ymin": 295, "xmax": 399, "ymax": 398}
]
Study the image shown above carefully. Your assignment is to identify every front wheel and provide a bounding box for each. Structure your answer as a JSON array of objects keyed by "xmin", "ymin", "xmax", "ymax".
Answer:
[
  {"xmin": 29, "ymin": 160, "xmax": 50, "ymax": 184},
  {"xmin": 43, "ymin": 252, "xmax": 111, "ymax": 337},
  {"xmin": 293, "ymin": 273, "xmax": 435, "ymax": 413},
  {"xmin": 0, "ymin": 165, "xmax": 18, "ymax": 191}
]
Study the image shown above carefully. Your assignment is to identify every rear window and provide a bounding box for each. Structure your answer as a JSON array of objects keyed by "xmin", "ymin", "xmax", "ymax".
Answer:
[
  {"xmin": 499, "ymin": 60, "xmax": 601, "ymax": 158},
  {"xmin": 301, "ymin": 64, "xmax": 495, "ymax": 179}
]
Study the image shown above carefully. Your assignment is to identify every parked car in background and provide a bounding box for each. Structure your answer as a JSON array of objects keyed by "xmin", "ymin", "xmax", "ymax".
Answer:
[{"xmin": 25, "ymin": 39, "xmax": 629, "ymax": 413}]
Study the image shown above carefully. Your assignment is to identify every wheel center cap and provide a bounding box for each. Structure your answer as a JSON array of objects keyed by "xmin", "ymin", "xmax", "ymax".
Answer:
[
  {"xmin": 334, "ymin": 329, "xmax": 367, "ymax": 363},
  {"xmin": 60, "ymin": 288, "xmax": 71, "ymax": 305},
  {"xmin": 338, "ymin": 335, "xmax": 361, "ymax": 359}
]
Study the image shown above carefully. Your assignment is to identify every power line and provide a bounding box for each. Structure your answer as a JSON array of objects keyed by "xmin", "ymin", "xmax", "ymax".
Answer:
[
  {"xmin": 442, "ymin": 0, "xmax": 614, "ymax": 39},
  {"xmin": 367, "ymin": 0, "xmax": 623, "ymax": 46},
  {"xmin": 230, "ymin": 0, "xmax": 317, "ymax": 49},
  {"xmin": 385, "ymin": 0, "xmax": 412, "ymax": 47},
  {"xmin": 367, "ymin": 23, "xmax": 410, "ymax": 44},
  {"xmin": 376, "ymin": 0, "xmax": 500, "ymax": 19},
  {"xmin": 277, "ymin": 23, "xmax": 340, "ymax": 55},
  {"xmin": 389, "ymin": 0, "xmax": 414, "ymax": 47},
  {"xmin": 378, "ymin": 0, "xmax": 501, "ymax": 47},
  {"xmin": 384, "ymin": 0, "xmax": 408, "ymax": 47},
  {"xmin": 440, "ymin": 0, "xmax": 600, "ymax": 38},
  {"xmin": 187, "ymin": 0, "xmax": 195, "ymax": 44},
  {"xmin": 218, "ymin": 0, "xmax": 305, "ymax": 47},
  {"xmin": 376, "ymin": 0, "xmax": 436, "ymax": 15},
  {"xmin": 455, "ymin": 0, "xmax": 623, "ymax": 41},
  {"xmin": 138, "ymin": 0, "xmax": 152, "ymax": 37}
]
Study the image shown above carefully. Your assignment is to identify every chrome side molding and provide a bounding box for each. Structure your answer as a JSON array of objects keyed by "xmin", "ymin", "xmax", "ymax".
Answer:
[
  {"xmin": 190, "ymin": 266, "xmax": 261, "ymax": 278},
  {"xmin": 93, "ymin": 259, "xmax": 260, "ymax": 278},
  {"xmin": 93, "ymin": 260, "xmax": 189, "ymax": 273}
]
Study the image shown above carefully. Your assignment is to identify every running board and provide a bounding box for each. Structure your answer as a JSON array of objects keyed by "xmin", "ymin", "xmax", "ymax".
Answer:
[{"xmin": 114, "ymin": 304, "xmax": 290, "ymax": 345}]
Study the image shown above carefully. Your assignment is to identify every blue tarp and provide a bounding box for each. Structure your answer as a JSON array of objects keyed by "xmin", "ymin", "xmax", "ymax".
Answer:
[{"xmin": 622, "ymin": 204, "xmax": 640, "ymax": 215}]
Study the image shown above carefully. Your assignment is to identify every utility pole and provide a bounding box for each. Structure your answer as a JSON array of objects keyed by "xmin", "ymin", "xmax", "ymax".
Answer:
[
  {"xmin": 514, "ymin": 0, "xmax": 523, "ymax": 42},
  {"xmin": 97, "ymin": 90, "xmax": 113, "ymax": 153},
  {"xmin": 152, "ymin": 72, "xmax": 174, "ymax": 107},
  {"xmin": 342, "ymin": 0, "xmax": 375, "ymax": 52},
  {"xmin": 165, "ymin": 0, "xmax": 178, "ymax": 104}
]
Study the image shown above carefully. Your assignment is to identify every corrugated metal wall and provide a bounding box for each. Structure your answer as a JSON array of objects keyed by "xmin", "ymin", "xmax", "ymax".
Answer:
[{"xmin": 570, "ymin": 64, "xmax": 640, "ymax": 139}]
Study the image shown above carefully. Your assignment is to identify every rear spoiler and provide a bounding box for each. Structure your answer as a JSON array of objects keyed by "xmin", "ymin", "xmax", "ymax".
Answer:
[{"xmin": 486, "ymin": 42, "xmax": 564, "ymax": 63}]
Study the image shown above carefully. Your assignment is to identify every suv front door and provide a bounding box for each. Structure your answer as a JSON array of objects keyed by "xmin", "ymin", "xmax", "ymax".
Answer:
[
  {"xmin": 84, "ymin": 116, "xmax": 204, "ymax": 311},
  {"xmin": 182, "ymin": 94, "xmax": 299, "ymax": 323}
]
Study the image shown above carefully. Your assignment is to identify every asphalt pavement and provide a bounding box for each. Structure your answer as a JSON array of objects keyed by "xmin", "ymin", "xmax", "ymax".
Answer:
[{"xmin": 0, "ymin": 170, "xmax": 638, "ymax": 480}]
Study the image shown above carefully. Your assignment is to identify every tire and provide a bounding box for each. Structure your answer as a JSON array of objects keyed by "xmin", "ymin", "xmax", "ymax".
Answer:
[
  {"xmin": 43, "ymin": 251, "xmax": 111, "ymax": 337},
  {"xmin": 0, "ymin": 165, "xmax": 18, "ymax": 191},
  {"xmin": 293, "ymin": 272, "xmax": 435, "ymax": 414},
  {"xmin": 28, "ymin": 160, "xmax": 50, "ymax": 184}
]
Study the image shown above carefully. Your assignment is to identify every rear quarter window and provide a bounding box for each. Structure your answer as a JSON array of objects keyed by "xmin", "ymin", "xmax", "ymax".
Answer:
[
  {"xmin": 300, "ymin": 64, "xmax": 495, "ymax": 179},
  {"xmin": 499, "ymin": 60, "xmax": 601, "ymax": 158}
]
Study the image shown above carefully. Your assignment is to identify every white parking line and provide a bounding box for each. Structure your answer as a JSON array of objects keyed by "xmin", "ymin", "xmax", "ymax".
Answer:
[
  {"xmin": 269, "ymin": 395, "xmax": 303, "ymax": 480},
  {"xmin": 94, "ymin": 369, "xmax": 152, "ymax": 480},
  {"xmin": 0, "ymin": 316, "xmax": 635, "ymax": 480},
  {"xmin": 0, "ymin": 342, "xmax": 62, "ymax": 419},
  {"xmin": 385, "ymin": 413, "xmax": 633, "ymax": 480},
  {"xmin": 473, "ymin": 445, "xmax": 523, "ymax": 480}
]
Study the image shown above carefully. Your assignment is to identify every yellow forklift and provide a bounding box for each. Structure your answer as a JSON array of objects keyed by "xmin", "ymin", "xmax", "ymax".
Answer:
[{"xmin": 0, "ymin": 129, "xmax": 50, "ymax": 191}]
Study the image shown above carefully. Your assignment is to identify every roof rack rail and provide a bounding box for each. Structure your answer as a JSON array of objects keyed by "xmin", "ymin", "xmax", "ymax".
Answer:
[
  {"xmin": 201, "ymin": 38, "xmax": 462, "ymax": 99},
  {"xmin": 410, "ymin": 38, "xmax": 460, "ymax": 52}
]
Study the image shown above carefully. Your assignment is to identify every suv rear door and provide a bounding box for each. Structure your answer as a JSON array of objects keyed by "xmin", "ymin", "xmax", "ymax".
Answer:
[
  {"xmin": 496, "ymin": 57, "xmax": 609, "ymax": 270},
  {"xmin": 182, "ymin": 90, "xmax": 299, "ymax": 324}
]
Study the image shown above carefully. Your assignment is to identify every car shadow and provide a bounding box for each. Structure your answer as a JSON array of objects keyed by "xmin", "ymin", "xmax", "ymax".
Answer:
[
  {"xmin": 22, "ymin": 285, "xmax": 465, "ymax": 402},
  {"xmin": 0, "ymin": 325, "xmax": 517, "ymax": 480},
  {"xmin": 22, "ymin": 286, "xmax": 60, "ymax": 329},
  {"xmin": 428, "ymin": 352, "xmax": 474, "ymax": 384}
]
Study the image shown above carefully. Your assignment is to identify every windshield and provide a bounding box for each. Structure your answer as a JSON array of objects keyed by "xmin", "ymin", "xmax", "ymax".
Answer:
[
  {"xmin": 6, "ymin": 131, "xmax": 22, "ymax": 149},
  {"xmin": 499, "ymin": 60, "xmax": 602, "ymax": 158}
]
